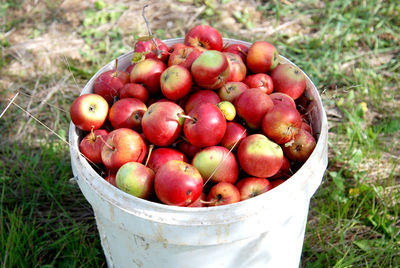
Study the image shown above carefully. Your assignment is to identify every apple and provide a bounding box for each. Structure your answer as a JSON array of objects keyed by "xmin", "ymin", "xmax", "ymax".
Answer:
[
  {"xmin": 222, "ymin": 43, "xmax": 249, "ymax": 62},
  {"xmin": 104, "ymin": 173, "xmax": 117, "ymax": 187},
  {"xmin": 116, "ymin": 161, "xmax": 155, "ymax": 199},
  {"xmin": 134, "ymin": 38, "xmax": 169, "ymax": 62},
  {"xmin": 269, "ymin": 92, "xmax": 296, "ymax": 109},
  {"xmin": 219, "ymin": 122, "xmax": 247, "ymax": 150},
  {"xmin": 125, "ymin": 63, "xmax": 136, "ymax": 74},
  {"xmin": 218, "ymin": 81, "xmax": 248, "ymax": 103},
  {"xmin": 160, "ymin": 65, "xmax": 192, "ymax": 100},
  {"xmin": 206, "ymin": 182, "xmax": 240, "ymax": 206},
  {"xmin": 191, "ymin": 50, "xmax": 230, "ymax": 90},
  {"xmin": 223, "ymin": 52, "xmax": 247, "ymax": 82},
  {"xmin": 235, "ymin": 88, "xmax": 274, "ymax": 129},
  {"xmin": 70, "ymin": 93, "xmax": 109, "ymax": 131},
  {"xmin": 270, "ymin": 179, "xmax": 286, "ymax": 189},
  {"xmin": 243, "ymin": 73, "xmax": 273, "ymax": 94},
  {"xmin": 168, "ymin": 45, "xmax": 202, "ymax": 70},
  {"xmin": 192, "ymin": 146, "xmax": 239, "ymax": 184},
  {"xmin": 119, "ymin": 83, "xmax": 149, "ymax": 103},
  {"xmin": 269, "ymin": 156, "xmax": 291, "ymax": 180},
  {"xmin": 261, "ymin": 104, "xmax": 302, "ymax": 144},
  {"xmin": 236, "ymin": 177, "xmax": 273, "ymax": 201},
  {"xmin": 108, "ymin": 98, "xmax": 147, "ymax": 131},
  {"xmin": 183, "ymin": 103, "xmax": 227, "ymax": 148},
  {"xmin": 246, "ymin": 41, "xmax": 279, "ymax": 74},
  {"xmin": 101, "ymin": 128, "xmax": 147, "ymax": 172},
  {"xmin": 184, "ymin": 25, "xmax": 223, "ymax": 51},
  {"xmin": 130, "ymin": 58, "xmax": 167, "ymax": 95},
  {"xmin": 141, "ymin": 101, "xmax": 184, "ymax": 147},
  {"xmin": 282, "ymin": 128, "xmax": 316, "ymax": 162},
  {"xmin": 271, "ymin": 64, "xmax": 306, "ymax": 100},
  {"xmin": 217, "ymin": 101, "xmax": 236, "ymax": 121},
  {"xmin": 184, "ymin": 90, "xmax": 221, "ymax": 114},
  {"xmin": 154, "ymin": 160, "xmax": 203, "ymax": 206},
  {"xmin": 237, "ymin": 134, "xmax": 284, "ymax": 178},
  {"xmin": 187, "ymin": 192, "xmax": 206, "ymax": 207},
  {"xmin": 79, "ymin": 129, "xmax": 109, "ymax": 164},
  {"xmin": 147, "ymin": 147, "xmax": 188, "ymax": 173},
  {"xmin": 177, "ymin": 140, "xmax": 201, "ymax": 159},
  {"xmin": 300, "ymin": 121, "xmax": 312, "ymax": 134}
]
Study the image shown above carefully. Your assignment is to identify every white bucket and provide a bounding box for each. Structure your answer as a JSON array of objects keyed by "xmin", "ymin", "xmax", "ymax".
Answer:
[{"xmin": 69, "ymin": 38, "xmax": 328, "ymax": 268}]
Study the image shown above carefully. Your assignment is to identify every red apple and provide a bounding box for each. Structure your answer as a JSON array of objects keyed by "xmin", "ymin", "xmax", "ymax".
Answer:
[
  {"xmin": 243, "ymin": 73, "xmax": 273, "ymax": 94},
  {"xmin": 183, "ymin": 103, "xmax": 227, "ymax": 148},
  {"xmin": 104, "ymin": 173, "xmax": 117, "ymax": 187},
  {"xmin": 187, "ymin": 192, "xmax": 206, "ymax": 207},
  {"xmin": 235, "ymin": 88, "xmax": 274, "ymax": 129},
  {"xmin": 101, "ymin": 128, "xmax": 147, "ymax": 172},
  {"xmin": 125, "ymin": 63, "xmax": 136, "ymax": 74},
  {"xmin": 147, "ymin": 148, "xmax": 188, "ymax": 173},
  {"xmin": 93, "ymin": 68, "xmax": 130, "ymax": 104},
  {"xmin": 282, "ymin": 129, "xmax": 316, "ymax": 162},
  {"xmin": 223, "ymin": 52, "xmax": 247, "ymax": 82},
  {"xmin": 269, "ymin": 92, "xmax": 296, "ymax": 109},
  {"xmin": 192, "ymin": 146, "xmax": 239, "ymax": 184},
  {"xmin": 79, "ymin": 129, "xmax": 109, "ymax": 164},
  {"xmin": 177, "ymin": 140, "xmax": 201, "ymax": 159},
  {"xmin": 191, "ymin": 50, "xmax": 230, "ymax": 89},
  {"xmin": 237, "ymin": 134, "xmax": 284, "ymax": 178},
  {"xmin": 246, "ymin": 41, "xmax": 279, "ymax": 73},
  {"xmin": 116, "ymin": 161, "xmax": 155, "ymax": 199},
  {"xmin": 184, "ymin": 25, "xmax": 223, "ymax": 51},
  {"xmin": 269, "ymin": 156, "xmax": 291, "ymax": 180},
  {"xmin": 160, "ymin": 65, "xmax": 192, "ymax": 100},
  {"xmin": 184, "ymin": 90, "xmax": 221, "ymax": 114},
  {"xmin": 119, "ymin": 83, "xmax": 149, "ymax": 103},
  {"xmin": 154, "ymin": 160, "xmax": 203, "ymax": 206},
  {"xmin": 206, "ymin": 182, "xmax": 240, "ymax": 206},
  {"xmin": 134, "ymin": 38, "xmax": 169, "ymax": 62},
  {"xmin": 70, "ymin": 93, "xmax": 109, "ymax": 131},
  {"xmin": 219, "ymin": 122, "xmax": 247, "ymax": 150},
  {"xmin": 141, "ymin": 101, "xmax": 184, "ymax": 147},
  {"xmin": 236, "ymin": 177, "xmax": 273, "ymax": 201},
  {"xmin": 222, "ymin": 43, "xmax": 249, "ymax": 62},
  {"xmin": 271, "ymin": 64, "xmax": 306, "ymax": 100},
  {"xmin": 218, "ymin": 81, "xmax": 248, "ymax": 103},
  {"xmin": 130, "ymin": 58, "xmax": 166, "ymax": 95},
  {"xmin": 168, "ymin": 45, "xmax": 202, "ymax": 70},
  {"xmin": 300, "ymin": 121, "xmax": 312, "ymax": 134},
  {"xmin": 270, "ymin": 179, "xmax": 286, "ymax": 189},
  {"xmin": 108, "ymin": 98, "xmax": 147, "ymax": 131}
]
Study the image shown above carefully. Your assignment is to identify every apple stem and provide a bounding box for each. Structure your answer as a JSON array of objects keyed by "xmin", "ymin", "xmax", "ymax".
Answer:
[
  {"xmin": 142, "ymin": 4, "xmax": 161, "ymax": 59},
  {"xmin": 199, "ymin": 199, "xmax": 214, "ymax": 205},
  {"xmin": 97, "ymin": 135, "xmax": 114, "ymax": 151},
  {"xmin": 238, "ymin": 46, "xmax": 248, "ymax": 56},
  {"xmin": 178, "ymin": 113, "xmax": 196, "ymax": 123},
  {"xmin": 144, "ymin": 144, "xmax": 154, "ymax": 167}
]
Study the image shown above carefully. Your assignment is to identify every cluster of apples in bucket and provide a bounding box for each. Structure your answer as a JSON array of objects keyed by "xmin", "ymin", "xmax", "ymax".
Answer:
[{"xmin": 70, "ymin": 24, "xmax": 316, "ymax": 207}]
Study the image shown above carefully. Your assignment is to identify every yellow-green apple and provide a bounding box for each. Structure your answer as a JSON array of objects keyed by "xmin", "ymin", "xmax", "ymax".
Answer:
[
  {"xmin": 217, "ymin": 101, "xmax": 236, "ymax": 121},
  {"xmin": 235, "ymin": 88, "xmax": 274, "ymax": 129},
  {"xmin": 108, "ymin": 98, "xmax": 147, "ymax": 131},
  {"xmin": 168, "ymin": 45, "xmax": 202, "ymax": 70},
  {"xmin": 282, "ymin": 128, "xmax": 316, "ymax": 162},
  {"xmin": 219, "ymin": 122, "xmax": 247, "ymax": 150},
  {"xmin": 154, "ymin": 160, "xmax": 203, "ymax": 206},
  {"xmin": 237, "ymin": 134, "xmax": 284, "ymax": 178},
  {"xmin": 206, "ymin": 182, "xmax": 240, "ymax": 206},
  {"xmin": 101, "ymin": 128, "xmax": 147, "ymax": 172},
  {"xmin": 134, "ymin": 38, "xmax": 169, "ymax": 63},
  {"xmin": 271, "ymin": 64, "xmax": 306, "ymax": 100},
  {"xmin": 119, "ymin": 83, "xmax": 149, "ymax": 103},
  {"xmin": 243, "ymin": 73, "xmax": 273, "ymax": 94},
  {"xmin": 184, "ymin": 90, "xmax": 220, "ymax": 114},
  {"xmin": 235, "ymin": 177, "xmax": 273, "ymax": 201},
  {"xmin": 192, "ymin": 146, "xmax": 238, "ymax": 184},
  {"xmin": 70, "ymin": 93, "xmax": 109, "ymax": 131},
  {"xmin": 183, "ymin": 103, "xmax": 227, "ymax": 148},
  {"xmin": 130, "ymin": 58, "xmax": 166, "ymax": 95},
  {"xmin": 246, "ymin": 41, "xmax": 279, "ymax": 73},
  {"xmin": 184, "ymin": 25, "xmax": 223, "ymax": 51},
  {"xmin": 269, "ymin": 156, "xmax": 291, "ymax": 180},
  {"xmin": 222, "ymin": 43, "xmax": 249, "ymax": 62},
  {"xmin": 218, "ymin": 81, "xmax": 248, "ymax": 103},
  {"xmin": 93, "ymin": 67, "xmax": 130, "ymax": 104},
  {"xmin": 191, "ymin": 50, "xmax": 230, "ymax": 89},
  {"xmin": 147, "ymin": 147, "xmax": 188, "ymax": 173},
  {"xmin": 79, "ymin": 129, "xmax": 109, "ymax": 164},
  {"xmin": 116, "ymin": 162, "xmax": 155, "ymax": 199},
  {"xmin": 141, "ymin": 101, "xmax": 184, "ymax": 146},
  {"xmin": 223, "ymin": 52, "xmax": 247, "ymax": 82},
  {"xmin": 269, "ymin": 92, "xmax": 296, "ymax": 109},
  {"xmin": 160, "ymin": 65, "xmax": 192, "ymax": 100}
]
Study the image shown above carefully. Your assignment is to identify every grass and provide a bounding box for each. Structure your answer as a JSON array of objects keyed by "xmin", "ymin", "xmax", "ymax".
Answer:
[{"xmin": 1, "ymin": 0, "xmax": 399, "ymax": 267}]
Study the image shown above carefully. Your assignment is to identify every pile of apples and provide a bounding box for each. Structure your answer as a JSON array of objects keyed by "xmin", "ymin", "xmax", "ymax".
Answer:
[{"xmin": 70, "ymin": 25, "xmax": 317, "ymax": 207}]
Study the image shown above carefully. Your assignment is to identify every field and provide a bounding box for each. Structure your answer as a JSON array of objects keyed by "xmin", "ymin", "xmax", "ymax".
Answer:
[{"xmin": 1, "ymin": 0, "xmax": 399, "ymax": 267}]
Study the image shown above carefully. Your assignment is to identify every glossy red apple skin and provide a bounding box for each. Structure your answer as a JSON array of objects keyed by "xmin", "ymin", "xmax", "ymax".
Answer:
[
  {"xmin": 224, "ymin": 52, "xmax": 247, "ymax": 82},
  {"xmin": 108, "ymin": 98, "xmax": 147, "ymax": 131},
  {"xmin": 93, "ymin": 69, "xmax": 130, "ymax": 104},
  {"xmin": 125, "ymin": 63, "xmax": 136, "ymax": 74},
  {"xmin": 300, "ymin": 121, "xmax": 312, "ymax": 133},
  {"xmin": 119, "ymin": 83, "xmax": 149, "ymax": 103},
  {"xmin": 261, "ymin": 104, "xmax": 302, "ymax": 144},
  {"xmin": 116, "ymin": 161, "xmax": 155, "ymax": 199},
  {"xmin": 130, "ymin": 58, "xmax": 167, "ymax": 95},
  {"xmin": 134, "ymin": 38, "xmax": 169, "ymax": 63},
  {"xmin": 105, "ymin": 173, "xmax": 117, "ymax": 187},
  {"xmin": 168, "ymin": 45, "xmax": 202, "ymax": 70},
  {"xmin": 219, "ymin": 122, "xmax": 247, "ymax": 150},
  {"xmin": 160, "ymin": 65, "xmax": 192, "ymax": 100},
  {"xmin": 206, "ymin": 182, "xmax": 240, "ymax": 207},
  {"xmin": 269, "ymin": 92, "xmax": 296, "ymax": 109},
  {"xmin": 246, "ymin": 41, "xmax": 279, "ymax": 74},
  {"xmin": 237, "ymin": 134, "xmax": 284, "ymax": 178},
  {"xmin": 269, "ymin": 156, "xmax": 291, "ymax": 180},
  {"xmin": 184, "ymin": 25, "xmax": 223, "ymax": 51},
  {"xmin": 222, "ymin": 43, "xmax": 249, "ymax": 62},
  {"xmin": 183, "ymin": 103, "xmax": 227, "ymax": 148},
  {"xmin": 79, "ymin": 129, "xmax": 109, "ymax": 164},
  {"xmin": 70, "ymin": 93, "xmax": 109, "ymax": 131},
  {"xmin": 243, "ymin": 73, "xmax": 273, "ymax": 94},
  {"xmin": 141, "ymin": 101, "xmax": 184, "ymax": 147},
  {"xmin": 154, "ymin": 160, "xmax": 203, "ymax": 206},
  {"xmin": 271, "ymin": 64, "xmax": 306, "ymax": 100},
  {"xmin": 191, "ymin": 50, "xmax": 230, "ymax": 90},
  {"xmin": 147, "ymin": 148, "xmax": 188, "ymax": 173},
  {"xmin": 282, "ymin": 129, "xmax": 316, "ymax": 162},
  {"xmin": 101, "ymin": 128, "xmax": 147, "ymax": 172},
  {"xmin": 192, "ymin": 146, "xmax": 239, "ymax": 184},
  {"xmin": 177, "ymin": 140, "xmax": 201, "ymax": 159},
  {"xmin": 236, "ymin": 177, "xmax": 273, "ymax": 201},
  {"xmin": 235, "ymin": 88, "xmax": 274, "ymax": 129},
  {"xmin": 184, "ymin": 90, "xmax": 221, "ymax": 114},
  {"xmin": 218, "ymin": 81, "xmax": 249, "ymax": 103}
]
